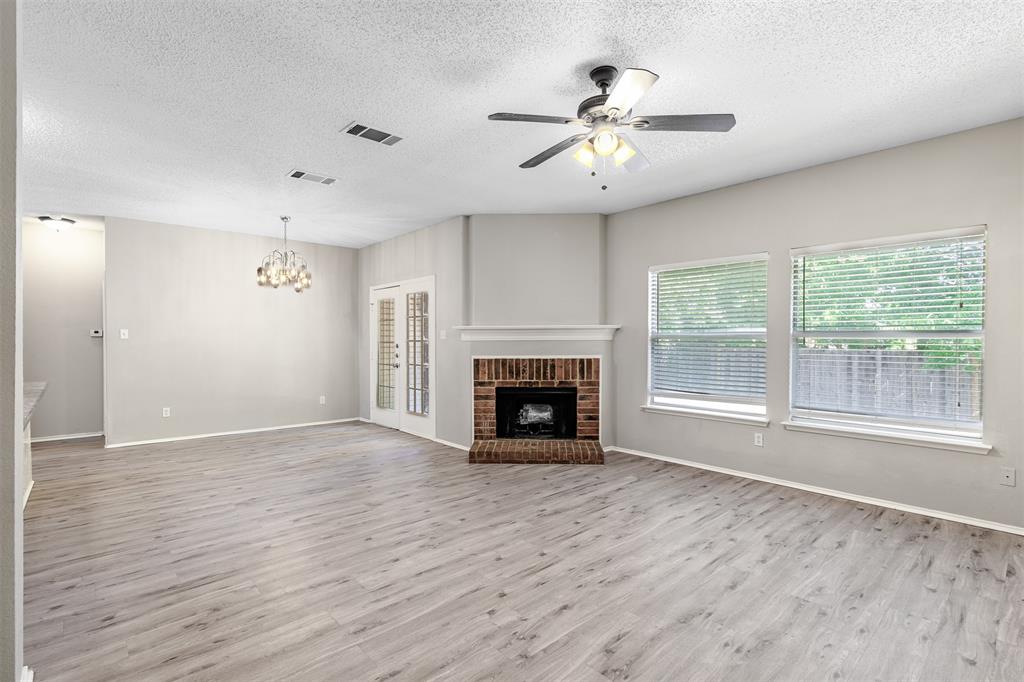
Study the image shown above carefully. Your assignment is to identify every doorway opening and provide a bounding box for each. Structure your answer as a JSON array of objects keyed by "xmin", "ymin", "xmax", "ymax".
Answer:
[{"xmin": 369, "ymin": 275, "xmax": 436, "ymax": 439}]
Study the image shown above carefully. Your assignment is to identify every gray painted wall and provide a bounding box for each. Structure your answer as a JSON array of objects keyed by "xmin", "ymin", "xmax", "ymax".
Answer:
[
  {"xmin": 358, "ymin": 214, "xmax": 612, "ymax": 448},
  {"xmin": 357, "ymin": 217, "xmax": 472, "ymax": 446},
  {"xmin": 23, "ymin": 222, "xmax": 104, "ymax": 438},
  {"xmin": 607, "ymin": 118, "xmax": 1024, "ymax": 527},
  {"xmin": 468, "ymin": 214, "xmax": 605, "ymax": 325},
  {"xmin": 104, "ymin": 217, "xmax": 359, "ymax": 445}
]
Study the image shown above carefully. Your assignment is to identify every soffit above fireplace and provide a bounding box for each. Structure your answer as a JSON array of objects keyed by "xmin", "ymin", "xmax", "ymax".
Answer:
[{"xmin": 453, "ymin": 325, "xmax": 620, "ymax": 342}]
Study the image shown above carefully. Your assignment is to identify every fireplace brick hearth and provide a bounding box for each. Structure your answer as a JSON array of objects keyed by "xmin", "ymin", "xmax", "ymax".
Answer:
[{"xmin": 469, "ymin": 357, "xmax": 604, "ymax": 465}]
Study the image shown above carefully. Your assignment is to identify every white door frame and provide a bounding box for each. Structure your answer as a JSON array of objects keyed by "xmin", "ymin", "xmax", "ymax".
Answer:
[{"xmin": 368, "ymin": 275, "xmax": 436, "ymax": 440}]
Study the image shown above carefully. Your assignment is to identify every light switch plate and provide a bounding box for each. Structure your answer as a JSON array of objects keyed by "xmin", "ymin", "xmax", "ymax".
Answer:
[
  {"xmin": 162, "ymin": 407, "xmax": 171, "ymax": 418},
  {"xmin": 753, "ymin": 432, "xmax": 764, "ymax": 447},
  {"xmin": 119, "ymin": 329, "xmax": 129, "ymax": 339},
  {"xmin": 319, "ymin": 395, "xmax": 326, "ymax": 405}
]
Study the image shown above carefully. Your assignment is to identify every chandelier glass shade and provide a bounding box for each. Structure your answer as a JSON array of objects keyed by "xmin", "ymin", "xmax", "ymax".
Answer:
[{"xmin": 256, "ymin": 216, "xmax": 312, "ymax": 293}]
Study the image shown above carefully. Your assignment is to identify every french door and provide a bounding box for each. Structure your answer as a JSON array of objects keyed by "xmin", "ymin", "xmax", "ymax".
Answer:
[{"xmin": 369, "ymin": 276, "xmax": 436, "ymax": 439}]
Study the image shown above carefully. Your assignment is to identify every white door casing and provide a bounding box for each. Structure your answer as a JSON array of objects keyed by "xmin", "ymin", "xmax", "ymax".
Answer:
[{"xmin": 368, "ymin": 276, "xmax": 436, "ymax": 439}]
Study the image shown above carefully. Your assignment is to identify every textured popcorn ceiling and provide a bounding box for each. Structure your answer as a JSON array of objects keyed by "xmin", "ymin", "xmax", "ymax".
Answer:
[{"xmin": 22, "ymin": 0, "xmax": 1024, "ymax": 247}]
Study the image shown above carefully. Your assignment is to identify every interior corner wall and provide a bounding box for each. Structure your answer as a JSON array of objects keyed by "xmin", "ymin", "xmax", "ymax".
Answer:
[
  {"xmin": 103, "ymin": 217, "xmax": 359, "ymax": 445},
  {"xmin": 23, "ymin": 222, "xmax": 104, "ymax": 439},
  {"xmin": 0, "ymin": 0, "xmax": 23, "ymax": 677},
  {"xmin": 357, "ymin": 216, "xmax": 471, "ymax": 446},
  {"xmin": 606, "ymin": 118, "xmax": 1024, "ymax": 527}
]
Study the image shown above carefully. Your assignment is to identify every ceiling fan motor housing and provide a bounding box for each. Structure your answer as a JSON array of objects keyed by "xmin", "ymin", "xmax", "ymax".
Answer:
[{"xmin": 577, "ymin": 94, "xmax": 610, "ymax": 122}]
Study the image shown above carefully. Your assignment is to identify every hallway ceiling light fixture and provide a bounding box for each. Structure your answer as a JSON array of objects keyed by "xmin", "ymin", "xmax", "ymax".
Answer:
[
  {"xmin": 37, "ymin": 215, "xmax": 77, "ymax": 230},
  {"xmin": 256, "ymin": 216, "xmax": 312, "ymax": 293}
]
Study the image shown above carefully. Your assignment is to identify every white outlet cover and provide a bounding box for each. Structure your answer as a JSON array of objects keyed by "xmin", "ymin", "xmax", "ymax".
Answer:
[
  {"xmin": 754, "ymin": 432, "xmax": 764, "ymax": 447},
  {"xmin": 119, "ymin": 328, "xmax": 129, "ymax": 339},
  {"xmin": 162, "ymin": 407, "xmax": 171, "ymax": 417},
  {"xmin": 319, "ymin": 395, "xmax": 326, "ymax": 405}
]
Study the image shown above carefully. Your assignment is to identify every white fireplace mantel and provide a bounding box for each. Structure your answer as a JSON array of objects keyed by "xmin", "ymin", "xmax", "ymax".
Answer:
[{"xmin": 452, "ymin": 324, "xmax": 621, "ymax": 342}]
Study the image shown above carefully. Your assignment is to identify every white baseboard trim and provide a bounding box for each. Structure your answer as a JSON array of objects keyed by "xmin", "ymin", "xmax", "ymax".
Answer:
[
  {"xmin": 429, "ymin": 435, "xmax": 471, "ymax": 451},
  {"xmin": 359, "ymin": 417, "xmax": 471, "ymax": 452},
  {"xmin": 607, "ymin": 445, "xmax": 1024, "ymax": 537},
  {"xmin": 32, "ymin": 431, "xmax": 104, "ymax": 444},
  {"xmin": 22, "ymin": 480, "xmax": 33, "ymax": 509},
  {"xmin": 105, "ymin": 418, "xmax": 362, "ymax": 449}
]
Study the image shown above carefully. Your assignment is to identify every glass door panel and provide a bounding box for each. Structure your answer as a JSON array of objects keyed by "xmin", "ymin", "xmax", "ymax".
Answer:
[
  {"xmin": 369, "ymin": 288, "xmax": 401, "ymax": 429},
  {"xmin": 406, "ymin": 291, "xmax": 429, "ymax": 416}
]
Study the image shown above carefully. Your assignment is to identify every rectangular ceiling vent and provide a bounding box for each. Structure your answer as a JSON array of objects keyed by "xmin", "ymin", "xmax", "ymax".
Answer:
[
  {"xmin": 288, "ymin": 169, "xmax": 337, "ymax": 185},
  {"xmin": 341, "ymin": 121, "xmax": 403, "ymax": 146}
]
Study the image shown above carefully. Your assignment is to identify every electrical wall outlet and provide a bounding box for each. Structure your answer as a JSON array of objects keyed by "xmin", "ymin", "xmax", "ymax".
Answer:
[
  {"xmin": 119, "ymin": 328, "xmax": 129, "ymax": 339},
  {"xmin": 162, "ymin": 407, "xmax": 171, "ymax": 418},
  {"xmin": 1000, "ymin": 467, "xmax": 1016, "ymax": 487},
  {"xmin": 319, "ymin": 395, "xmax": 326, "ymax": 405},
  {"xmin": 753, "ymin": 432, "xmax": 764, "ymax": 447}
]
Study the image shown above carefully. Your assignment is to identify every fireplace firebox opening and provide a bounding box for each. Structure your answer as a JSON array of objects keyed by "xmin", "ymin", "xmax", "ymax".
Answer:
[{"xmin": 495, "ymin": 386, "xmax": 577, "ymax": 440}]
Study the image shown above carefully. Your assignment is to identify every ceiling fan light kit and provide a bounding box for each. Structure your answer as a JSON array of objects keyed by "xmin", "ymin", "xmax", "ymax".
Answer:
[{"xmin": 488, "ymin": 64, "xmax": 736, "ymax": 177}]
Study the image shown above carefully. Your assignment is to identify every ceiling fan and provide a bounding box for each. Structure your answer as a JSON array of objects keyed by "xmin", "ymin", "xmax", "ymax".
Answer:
[{"xmin": 488, "ymin": 65, "xmax": 735, "ymax": 173}]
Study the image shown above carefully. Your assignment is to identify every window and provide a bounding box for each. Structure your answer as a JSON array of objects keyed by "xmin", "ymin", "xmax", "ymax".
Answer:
[
  {"xmin": 648, "ymin": 255, "xmax": 768, "ymax": 418},
  {"xmin": 790, "ymin": 230, "xmax": 985, "ymax": 438}
]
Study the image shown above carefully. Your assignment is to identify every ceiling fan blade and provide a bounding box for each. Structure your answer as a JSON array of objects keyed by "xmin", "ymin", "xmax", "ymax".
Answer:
[
  {"xmin": 489, "ymin": 113, "xmax": 583, "ymax": 125},
  {"xmin": 617, "ymin": 133, "xmax": 651, "ymax": 173},
  {"xmin": 519, "ymin": 133, "xmax": 591, "ymax": 168},
  {"xmin": 627, "ymin": 114, "xmax": 736, "ymax": 132},
  {"xmin": 603, "ymin": 68, "xmax": 659, "ymax": 118}
]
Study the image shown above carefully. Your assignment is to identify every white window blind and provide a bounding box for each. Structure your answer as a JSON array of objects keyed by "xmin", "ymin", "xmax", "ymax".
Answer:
[
  {"xmin": 649, "ymin": 256, "xmax": 768, "ymax": 411},
  {"xmin": 791, "ymin": 231, "xmax": 985, "ymax": 435}
]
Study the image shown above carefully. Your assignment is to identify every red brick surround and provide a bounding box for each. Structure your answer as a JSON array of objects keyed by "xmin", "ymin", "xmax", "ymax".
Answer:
[{"xmin": 469, "ymin": 357, "xmax": 603, "ymax": 465}]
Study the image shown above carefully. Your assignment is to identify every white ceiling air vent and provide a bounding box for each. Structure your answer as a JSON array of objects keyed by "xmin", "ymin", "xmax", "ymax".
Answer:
[
  {"xmin": 341, "ymin": 121, "xmax": 402, "ymax": 146},
  {"xmin": 287, "ymin": 169, "xmax": 337, "ymax": 185}
]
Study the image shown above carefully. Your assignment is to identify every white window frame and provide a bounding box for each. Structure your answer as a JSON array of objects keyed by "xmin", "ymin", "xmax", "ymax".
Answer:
[
  {"xmin": 646, "ymin": 253, "xmax": 769, "ymax": 423},
  {"xmin": 786, "ymin": 226, "xmax": 987, "ymax": 445}
]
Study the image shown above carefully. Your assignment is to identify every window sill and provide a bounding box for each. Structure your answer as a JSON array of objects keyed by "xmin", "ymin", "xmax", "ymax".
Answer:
[
  {"xmin": 642, "ymin": 404, "xmax": 769, "ymax": 427},
  {"xmin": 781, "ymin": 419, "xmax": 992, "ymax": 455}
]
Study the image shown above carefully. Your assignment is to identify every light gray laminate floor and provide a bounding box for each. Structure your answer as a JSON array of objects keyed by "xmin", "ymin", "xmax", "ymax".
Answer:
[{"xmin": 23, "ymin": 423, "xmax": 1023, "ymax": 681}]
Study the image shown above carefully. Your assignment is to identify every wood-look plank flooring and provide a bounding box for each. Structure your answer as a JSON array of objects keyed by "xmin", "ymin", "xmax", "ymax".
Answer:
[{"xmin": 24, "ymin": 423, "xmax": 1023, "ymax": 681}]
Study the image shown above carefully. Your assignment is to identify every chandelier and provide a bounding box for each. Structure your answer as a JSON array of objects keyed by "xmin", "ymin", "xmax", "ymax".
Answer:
[{"xmin": 256, "ymin": 216, "xmax": 312, "ymax": 293}]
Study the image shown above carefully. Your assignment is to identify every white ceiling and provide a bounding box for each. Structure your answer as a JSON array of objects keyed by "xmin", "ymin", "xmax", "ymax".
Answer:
[{"xmin": 22, "ymin": 1, "xmax": 1024, "ymax": 248}]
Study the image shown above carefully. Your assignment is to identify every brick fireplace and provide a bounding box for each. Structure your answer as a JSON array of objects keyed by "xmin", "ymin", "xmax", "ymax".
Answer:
[{"xmin": 469, "ymin": 357, "xmax": 604, "ymax": 464}]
